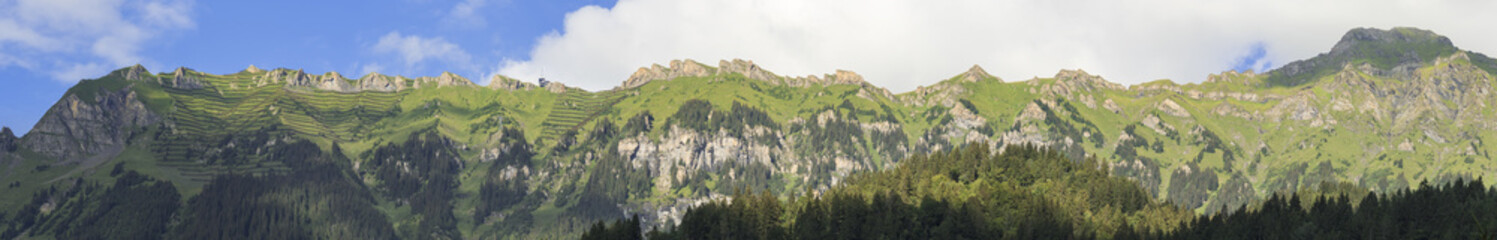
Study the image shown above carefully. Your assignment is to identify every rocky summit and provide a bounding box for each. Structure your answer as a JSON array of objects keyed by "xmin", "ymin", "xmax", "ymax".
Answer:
[{"xmin": 2, "ymin": 27, "xmax": 1496, "ymax": 239}]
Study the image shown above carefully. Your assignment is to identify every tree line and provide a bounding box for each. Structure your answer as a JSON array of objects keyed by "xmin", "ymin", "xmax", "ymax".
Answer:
[{"xmin": 581, "ymin": 143, "xmax": 1497, "ymax": 239}]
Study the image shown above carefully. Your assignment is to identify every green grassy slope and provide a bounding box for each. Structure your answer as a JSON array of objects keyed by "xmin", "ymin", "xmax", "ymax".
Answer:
[{"xmin": 3, "ymin": 27, "xmax": 1496, "ymax": 239}]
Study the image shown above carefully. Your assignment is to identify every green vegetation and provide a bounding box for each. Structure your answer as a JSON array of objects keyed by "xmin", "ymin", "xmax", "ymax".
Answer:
[
  {"xmin": 1158, "ymin": 179, "xmax": 1497, "ymax": 239},
  {"xmin": 588, "ymin": 144, "xmax": 1195, "ymax": 239},
  {"xmin": 587, "ymin": 147, "xmax": 1497, "ymax": 240},
  {"xmin": 4, "ymin": 27, "xmax": 1497, "ymax": 239}
]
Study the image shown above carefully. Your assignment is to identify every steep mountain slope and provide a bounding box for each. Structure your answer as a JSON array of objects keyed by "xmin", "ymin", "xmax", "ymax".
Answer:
[{"xmin": 1, "ymin": 27, "xmax": 1494, "ymax": 239}]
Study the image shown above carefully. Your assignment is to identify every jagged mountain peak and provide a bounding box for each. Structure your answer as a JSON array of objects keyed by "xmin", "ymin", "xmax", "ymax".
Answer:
[
  {"xmin": 825, "ymin": 69, "xmax": 866, "ymax": 85},
  {"xmin": 107, "ymin": 64, "xmax": 152, "ymax": 81},
  {"xmin": 167, "ymin": 67, "xmax": 205, "ymax": 89},
  {"xmin": 717, "ymin": 58, "xmax": 780, "ymax": 82},
  {"xmin": 624, "ymin": 58, "xmax": 888, "ymax": 89},
  {"xmin": 1051, "ymin": 69, "xmax": 1124, "ymax": 91},
  {"xmin": 412, "ymin": 71, "xmax": 476, "ymax": 88},
  {"xmin": 488, "ymin": 74, "xmax": 537, "ymax": 91},
  {"xmin": 172, "ymin": 66, "xmax": 194, "ymax": 76},
  {"xmin": 0, "ymin": 126, "xmax": 17, "ymax": 152},
  {"xmin": 959, "ymin": 64, "xmax": 998, "ymax": 83},
  {"xmin": 245, "ymin": 64, "xmax": 264, "ymax": 73},
  {"xmin": 1269, "ymin": 27, "xmax": 1461, "ymax": 87},
  {"xmin": 622, "ymin": 59, "xmax": 717, "ymax": 89}
]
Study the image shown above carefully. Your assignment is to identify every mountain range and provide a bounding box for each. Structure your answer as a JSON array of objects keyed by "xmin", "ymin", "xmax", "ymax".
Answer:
[{"xmin": 2, "ymin": 27, "xmax": 1496, "ymax": 239}]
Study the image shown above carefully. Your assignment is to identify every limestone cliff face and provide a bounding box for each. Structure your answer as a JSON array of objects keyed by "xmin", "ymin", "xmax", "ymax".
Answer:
[
  {"xmin": 617, "ymin": 125, "xmax": 787, "ymax": 190},
  {"xmin": 357, "ymin": 73, "xmax": 405, "ymax": 92},
  {"xmin": 251, "ymin": 68, "xmax": 513, "ymax": 93},
  {"xmin": 622, "ymin": 60, "xmax": 715, "ymax": 89},
  {"xmin": 21, "ymin": 86, "xmax": 159, "ymax": 161},
  {"xmin": 417, "ymin": 72, "xmax": 477, "ymax": 88},
  {"xmin": 488, "ymin": 75, "xmax": 538, "ymax": 91},
  {"xmin": 622, "ymin": 59, "xmax": 886, "ymax": 89},
  {"xmin": 0, "ymin": 127, "xmax": 17, "ymax": 153}
]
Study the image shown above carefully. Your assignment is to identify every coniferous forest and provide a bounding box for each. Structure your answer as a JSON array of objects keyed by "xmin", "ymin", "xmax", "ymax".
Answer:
[{"xmin": 582, "ymin": 144, "xmax": 1497, "ymax": 240}]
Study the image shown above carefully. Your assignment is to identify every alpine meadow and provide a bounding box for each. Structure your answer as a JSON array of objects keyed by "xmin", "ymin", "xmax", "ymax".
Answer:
[{"xmin": 4, "ymin": 15, "xmax": 1497, "ymax": 239}]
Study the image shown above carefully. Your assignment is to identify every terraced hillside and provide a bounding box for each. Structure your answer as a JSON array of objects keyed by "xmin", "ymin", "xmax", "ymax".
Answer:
[{"xmin": 2, "ymin": 27, "xmax": 1497, "ymax": 239}]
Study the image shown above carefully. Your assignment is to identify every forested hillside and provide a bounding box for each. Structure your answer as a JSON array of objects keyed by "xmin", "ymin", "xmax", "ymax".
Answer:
[
  {"xmin": 2, "ymin": 27, "xmax": 1496, "ymax": 239},
  {"xmin": 584, "ymin": 145, "xmax": 1497, "ymax": 239},
  {"xmin": 615, "ymin": 143, "xmax": 1197, "ymax": 239}
]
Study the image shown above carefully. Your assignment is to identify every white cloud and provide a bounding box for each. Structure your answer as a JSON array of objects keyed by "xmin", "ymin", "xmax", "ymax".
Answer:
[
  {"xmin": 371, "ymin": 31, "xmax": 475, "ymax": 74},
  {"xmin": 442, "ymin": 0, "xmax": 488, "ymax": 29},
  {"xmin": 140, "ymin": 0, "xmax": 195, "ymax": 28},
  {"xmin": 52, "ymin": 62, "xmax": 111, "ymax": 83},
  {"xmin": 499, "ymin": 0, "xmax": 1497, "ymax": 92},
  {"xmin": 0, "ymin": 0, "xmax": 195, "ymax": 82}
]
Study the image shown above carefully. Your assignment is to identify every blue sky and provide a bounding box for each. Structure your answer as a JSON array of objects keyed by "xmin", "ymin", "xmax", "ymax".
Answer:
[
  {"xmin": 4, "ymin": 0, "xmax": 1497, "ymax": 134},
  {"xmin": 0, "ymin": 0, "xmax": 615, "ymax": 133}
]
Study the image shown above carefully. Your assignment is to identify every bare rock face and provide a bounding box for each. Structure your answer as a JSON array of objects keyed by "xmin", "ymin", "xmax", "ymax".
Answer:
[
  {"xmin": 544, "ymin": 81, "xmax": 568, "ymax": 93},
  {"xmin": 488, "ymin": 75, "xmax": 537, "ymax": 91},
  {"xmin": 167, "ymin": 67, "xmax": 205, "ymax": 89},
  {"xmin": 315, "ymin": 72, "xmax": 356, "ymax": 92},
  {"xmin": 357, "ymin": 73, "xmax": 405, "ymax": 92},
  {"xmin": 21, "ymin": 86, "xmax": 160, "ymax": 161},
  {"xmin": 418, "ymin": 72, "xmax": 476, "ymax": 88},
  {"xmin": 622, "ymin": 59, "xmax": 715, "ymax": 89},
  {"xmin": 0, "ymin": 127, "xmax": 17, "ymax": 152},
  {"xmin": 717, "ymin": 59, "xmax": 779, "ymax": 82},
  {"xmin": 617, "ymin": 125, "xmax": 788, "ymax": 190},
  {"xmin": 263, "ymin": 69, "xmax": 315, "ymax": 88},
  {"xmin": 826, "ymin": 70, "xmax": 865, "ymax": 85},
  {"xmin": 1054, "ymin": 69, "xmax": 1125, "ymax": 91},
  {"xmin": 959, "ymin": 64, "xmax": 998, "ymax": 83},
  {"xmin": 1157, "ymin": 99, "xmax": 1192, "ymax": 117},
  {"xmin": 244, "ymin": 65, "xmax": 265, "ymax": 74},
  {"xmin": 272, "ymin": 69, "xmax": 359, "ymax": 92},
  {"xmin": 120, "ymin": 64, "xmax": 152, "ymax": 82},
  {"xmin": 259, "ymin": 68, "xmax": 495, "ymax": 92}
]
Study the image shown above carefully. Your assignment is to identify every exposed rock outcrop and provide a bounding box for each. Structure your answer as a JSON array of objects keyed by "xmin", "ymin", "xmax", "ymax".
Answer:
[
  {"xmin": 622, "ymin": 59, "xmax": 715, "ymax": 89},
  {"xmin": 167, "ymin": 67, "xmax": 205, "ymax": 89},
  {"xmin": 314, "ymin": 72, "xmax": 355, "ymax": 92},
  {"xmin": 1052, "ymin": 69, "xmax": 1125, "ymax": 92},
  {"xmin": 118, "ymin": 64, "xmax": 152, "ymax": 82},
  {"xmin": 0, "ymin": 127, "xmax": 17, "ymax": 152},
  {"xmin": 244, "ymin": 65, "xmax": 265, "ymax": 74},
  {"xmin": 21, "ymin": 86, "xmax": 160, "ymax": 160},
  {"xmin": 717, "ymin": 59, "xmax": 779, "ymax": 82},
  {"xmin": 959, "ymin": 64, "xmax": 998, "ymax": 83},
  {"xmin": 260, "ymin": 68, "xmax": 313, "ymax": 88},
  {"xmin": 1157, "ymin": 99, "xmax": 1192, "ymax": 117},
  {"xmin": 620, "ymin": 59, "xmax": 883, "ymax": 90},
  {"xmin": 543, "ymin": 81, "xmax": 568, "ymax": 93},
  {"xmin": 617, "ymin": 125, "xmax": 789, "ymax": 190},
  {"xmin": 488, "ymin": 75, "xmax": 537, "ymax": 91},
  {"xmin": 356, "ymin": 73, "xmax": 402, "ymax": 92},
  {"xmin": 416, "ymin": 72, "xmax": 476, "ymax": 88}
]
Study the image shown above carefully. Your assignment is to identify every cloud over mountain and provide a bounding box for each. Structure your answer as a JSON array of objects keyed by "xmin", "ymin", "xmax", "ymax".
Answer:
[
  {"xmin": 497, "ymin": 0, "xmax": 1497, "ymax": 92},
  {"xmin": 0, "ymin": 0, "xmax": 195, "ymax": 82}
]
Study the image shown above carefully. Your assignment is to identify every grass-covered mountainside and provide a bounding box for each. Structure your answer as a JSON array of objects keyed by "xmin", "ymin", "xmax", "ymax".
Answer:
[
  {"xmin": 591, "ymin": 144, "xmax": 1497, "ymax": 239},
  {"xmin": 2, "ymin": 27, "xmax": 1496, "ymax": 239}
]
